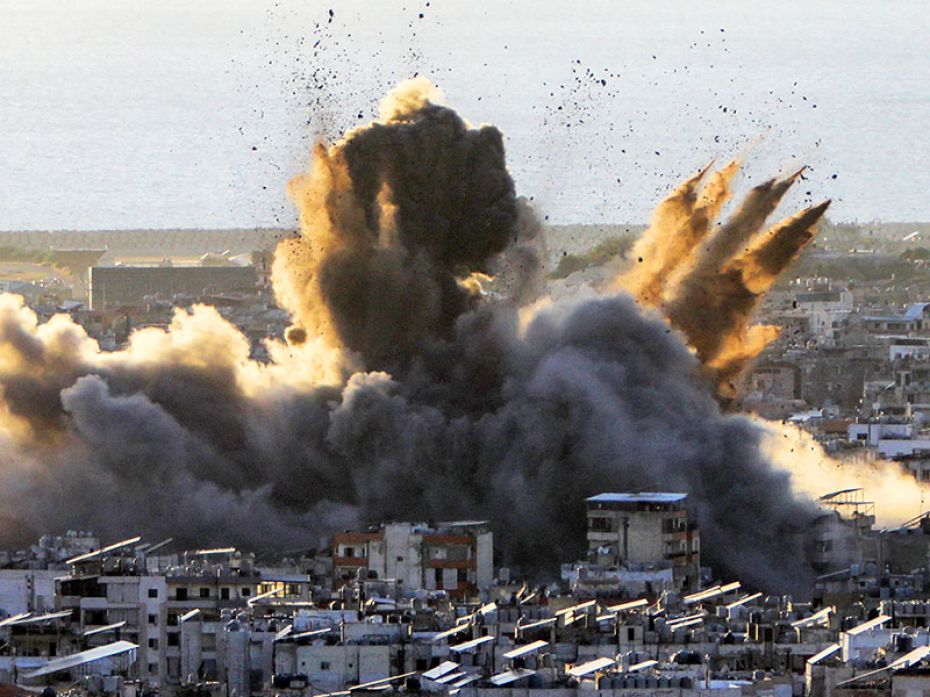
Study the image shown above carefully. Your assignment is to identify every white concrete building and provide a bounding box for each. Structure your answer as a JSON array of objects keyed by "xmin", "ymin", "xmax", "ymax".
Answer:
[
  {"xmin": 292, "ymin": 643, "xmax": 391, "ymax": 692},
  {"xmin": 333, "ymin": 522, "xmax": 493, "ymax": 597},
  {"xmin": 795, "ymin": 288, "xmax": 853, "ymax": 345},
  {"xmin": 0, "ymin": 569, "xmax": 60, "ymax": 616}
]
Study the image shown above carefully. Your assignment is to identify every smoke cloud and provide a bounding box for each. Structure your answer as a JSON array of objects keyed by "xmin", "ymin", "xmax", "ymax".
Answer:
[
  {"xmin": 274, "ymin": 77, "xmax": 536, "ymax": 369},
  {"xmin": 0, "ymin": 80, "xmax": 911, "ymax": 594},
  {"xmin": 759, "ymin": 420, "xmax": 929, "ymax": 528}
]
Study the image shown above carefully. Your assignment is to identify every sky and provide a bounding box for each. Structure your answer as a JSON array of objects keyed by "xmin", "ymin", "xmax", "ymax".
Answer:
[{"xmin": 1, "ymin": 0, "xmax": 929, "ymax": 230}]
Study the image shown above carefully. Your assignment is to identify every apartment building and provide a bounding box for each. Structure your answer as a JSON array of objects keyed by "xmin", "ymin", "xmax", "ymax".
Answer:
[
  {"xmin": 332, "ymin": 521, "xmax": 493, "ymax": 597},
  {"xmin": 585, "ymin": 492, "xmax": 700, "ymax": 592}
]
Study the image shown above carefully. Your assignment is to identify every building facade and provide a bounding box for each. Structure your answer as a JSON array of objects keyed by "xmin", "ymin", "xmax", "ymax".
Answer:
[
  {"xmin": 332, "ymin": 522, "xmax": 493, "ymax": 597},
  {"xmin": 585, "ymin": 492, "xmax": 700, "ymax": 592}
]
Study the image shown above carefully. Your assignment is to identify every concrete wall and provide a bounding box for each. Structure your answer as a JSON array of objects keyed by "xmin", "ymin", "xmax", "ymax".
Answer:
[
  {"xmin": 587, "ymin": 510, "xmax": 674, "ymax": 563},
  {"xmin": 224, "ymin": 624, "xmax": 250, "ymax": 697},
  {"xmin": 843, "ymin": 627, "xmax": 893, "ymax": 662},
  {"xmin": 295, "ymin": 643, "xmax": 390, "ymax": 692},
  {"xmin": 89, "ymin": 266, "xmax": 257, "ymax": 309},
  {"xmin": 383, "ymin": 523, "xmax": 422, "ymax": 589},
  {"xmin": 477, "ymin": 531, "xmax": 494, "ymax": 591},
  {"xmin": 100, "ymin": 575, "xmax": 167, "ymax": 688},
  {"xmin": 0, "ymin": 569, "xmax": 59, "ymax": 615}
]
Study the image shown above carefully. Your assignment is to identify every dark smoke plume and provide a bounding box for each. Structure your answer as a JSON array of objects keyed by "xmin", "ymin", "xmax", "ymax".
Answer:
[
  {"xmin": 274, "ymin": 79, "xmax": 536, "ymax": 369},
  {"xmin": 0, "ymin": 79, "xmax": 853, "ymax": 593}
]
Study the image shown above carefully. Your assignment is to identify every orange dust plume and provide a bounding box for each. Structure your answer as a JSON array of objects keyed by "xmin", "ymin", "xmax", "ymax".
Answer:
[
  {"xmin": 612, "ymin": 159, "xmax": 739, "ymax": 307},
  {"xmin": 619, "ymin": 166, "xmax": 829, "ymax": 402}
]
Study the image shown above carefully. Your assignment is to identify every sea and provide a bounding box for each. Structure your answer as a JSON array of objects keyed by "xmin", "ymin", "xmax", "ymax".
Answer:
[{"xmin": 1, "ymin": 0, "xmax": 929, "ymax": 232}]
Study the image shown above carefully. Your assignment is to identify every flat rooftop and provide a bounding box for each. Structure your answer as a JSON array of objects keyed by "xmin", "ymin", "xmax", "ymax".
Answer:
[{"xmin": 586, "ymin": 492, "xmax": 687, "ymax": 504}]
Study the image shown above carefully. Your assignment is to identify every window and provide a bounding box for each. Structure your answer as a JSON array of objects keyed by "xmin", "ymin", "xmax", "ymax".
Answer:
[
  {"xmin": 148, "ymin": 588, "xmax": 159, "ymax": 599},
  {"xmin": 320, "ymin": 662, "xmax": 331, "ymax": 671},
  {"xmin": 168, "ymin": 634, "xmax": 179, "ymax": 647},
  {"xmin": 221, "ymin": 587, "xmax": 230, "ymax": 600},
  {"xmin": 457, "ymin": 569, "xmax": 467, "ymax": 583},
  {"xmin": 344, "ymin": 547, "xmax": 355, "ymax": 558},
  {"xmin": 396, "ymin": 556, "xmax": 404, "ymax": 562},
  {"xmin": 175, "ymin": 588, "xmax": 188, "ymax": 601},
  {"xmin": 589, "ymin": 517, "xmax": 612, "ymax": 532},
  {"xmin": 241, "ymin": 588, "xmax": 251, "ymax": 597},
  {"xmin": 434, "ymin": 568, "xmax": 443, "ymax": 588},
  {"xmin": 148, "ymin": 663, "xmax": 158, "ymax": 674},
  {"xmin": 85, "ymin": 610, "xmax": 106, "ymax": 625},
  {"xmin": 148, "ymin": 614, "xmax": 158, "ymax": 625},
  {"xmin": 200, "ymin": 588, "xmax": 210, "ymax": 598},
  {"xmin": 148, "ymin": 638, "xmax": 159, "ymax": 649}
]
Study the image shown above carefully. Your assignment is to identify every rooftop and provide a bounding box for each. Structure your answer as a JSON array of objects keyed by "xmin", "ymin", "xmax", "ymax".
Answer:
[{"xmin": 586, "ymin": 492, "xmax": 688, "ymax": 504}]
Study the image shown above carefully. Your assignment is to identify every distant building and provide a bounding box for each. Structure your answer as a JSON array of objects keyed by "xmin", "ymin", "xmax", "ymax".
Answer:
[
  {"xmin": 889, "ymin": 337, "xmax": 930, "ymax": 361},
  {"xmin": 747, "ymin": 362, "xmax": 802, "ymax": 401},
  {"xmin": 863, "ymin": 302, "xmax": 930, "ymax": 335},
  {"xmin": 795, "ymin": 288, "xmax": 853, "ymax": 345},
  {"xmin": 88, "ymin": 266, "xmax": 257, "ymax": 309},
  {"xmin": 809, "ymin": 489, "xmax": 878, "ymax": 579},
  {"xmin": 331, "ymin": 521, "xmax": 493, "ymax": 597},
  {"xmin": 846, "ymin": 412, "xmax": 930, "ymax": 458},
  {"xmin": 0, "ymin": 279, "xmax": 44, "ymax": 303},
  {"xmin": 896, "ymin": 453, "xmax": 930, "ymax": 483},
  {"xmin": 848, "ymin": 419, "xmax": 914, "ymax": 446},
  {"xmin": 585, "ymin": 492, "xmax": 700, "ymax": 592},
  {"xmin": 798, "ymin": 345, "xmax": 886, "ymax": 411}
]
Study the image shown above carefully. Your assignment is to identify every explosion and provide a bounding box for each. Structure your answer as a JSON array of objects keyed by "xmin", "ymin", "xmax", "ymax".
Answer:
[
  {"xmin": 0, "ymin": 79, "xmax": 918, "ymax": 594},
  {"xmin": 273, "ymin": 80, "xmax": 544, "ymax": 367},
  {"xmin": 614, "ymin": 161, "xmax": 830, "ymax": 402}
]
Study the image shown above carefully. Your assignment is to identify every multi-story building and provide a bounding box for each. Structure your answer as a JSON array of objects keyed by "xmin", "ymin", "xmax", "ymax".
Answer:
[
  {"xmin": 51, "ymin": 541, "xmax": 273, "ymax": 692},
  {"xmin": 795, "ymin": 287, "xmax": 854, "ymax": 345},
  {"xmin": 53, "ymin": 539, "xmax": 173, "ymax": 686},
  {"xmin": 862, "ymin": 302, "xmax": 930, "ymax": 336},
  {"xmin": 808, "ymin": 489, "xmax": 879, "ymax": 578},
  {"xmin": 585, "ymin": 492, "xmax": 700, "ymax": 592},
  {"xmin": 332, "ymin": 522, "xmax": 493, "ymax": 597},
  {"xmin": 163, "ymin": 552, "xmax": 261, "ymax": 688},
  {"xmin": 746, "ymin": 362, "xmax": 802, "ymax": 401}
]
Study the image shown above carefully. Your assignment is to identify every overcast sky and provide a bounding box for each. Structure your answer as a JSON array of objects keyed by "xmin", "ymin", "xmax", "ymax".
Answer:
[{"xmin": 1, "ymin": 1, "xmax": 928, "ymax": 230}]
